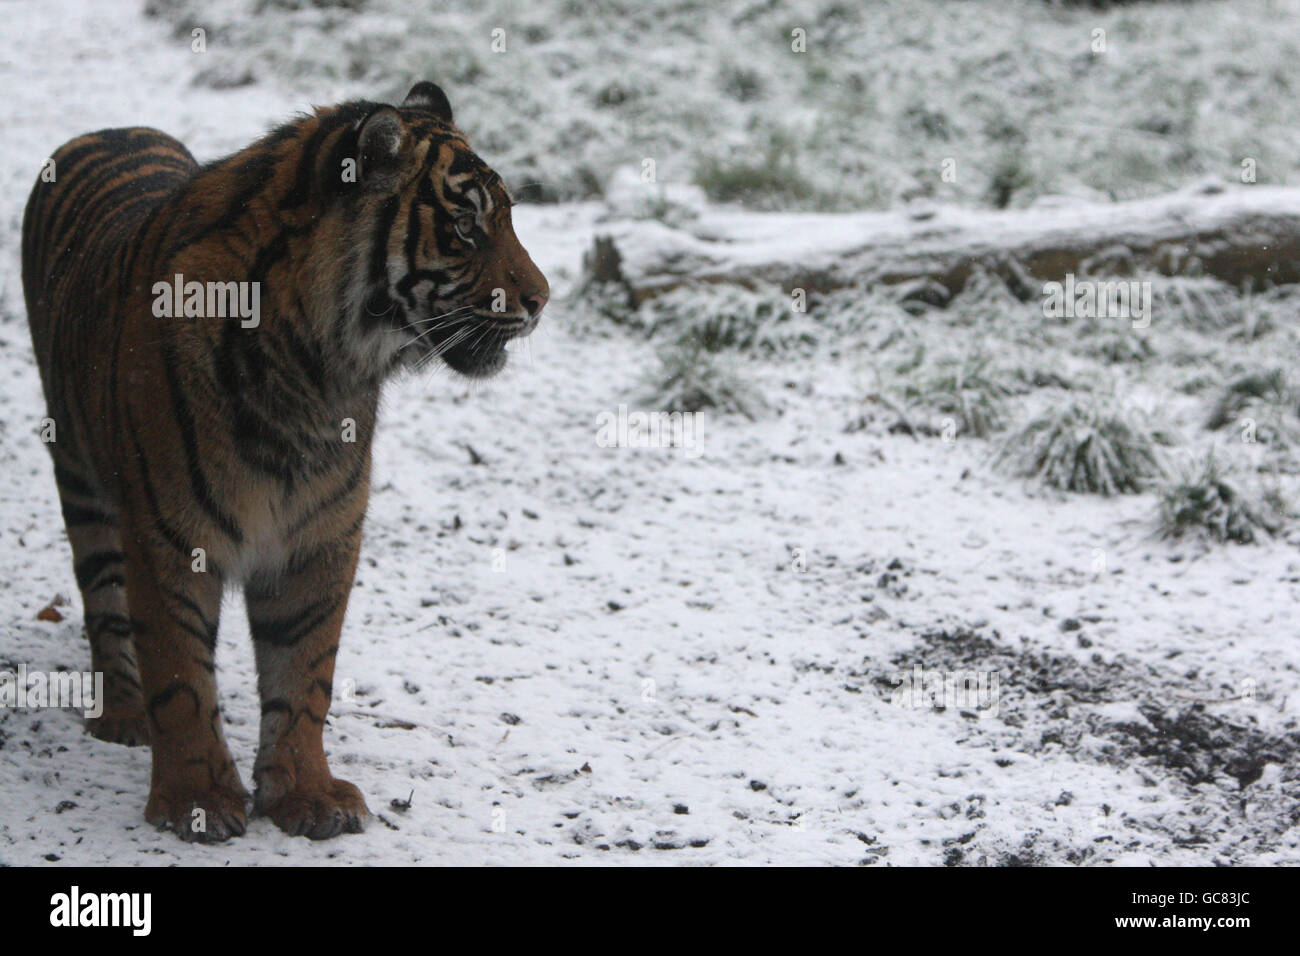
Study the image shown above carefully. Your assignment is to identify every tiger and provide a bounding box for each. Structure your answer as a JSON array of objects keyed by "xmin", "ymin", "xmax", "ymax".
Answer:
[{"xmin": 20, "ymin": 81, "xmax": 548, "ymax": 842}]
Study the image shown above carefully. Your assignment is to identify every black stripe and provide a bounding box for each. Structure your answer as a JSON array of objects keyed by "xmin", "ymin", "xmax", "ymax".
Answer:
[
  {"xmin": 230, "ymin": 401, "xmax": 308, "ymax": 482},
  {"xmin": 166, "ymin": 118, "xmax": 295, "ymax": 251},
  {"xmin": 369, "ymin": 196, "xmax": 400, "ymax": 284},
  {"xmin": 54, "ymin": 157, "xmax": 189, "ymax": 236},
  {"xmin": 281, "ymin": 300, "xmax": 330, "ymax": 399},
  {"xmin": 160, "ymin": 585, "xmax": 219, "ymax": 651},
  {"xmin": 161, "ymin": 341, "xmax": 244, "ymax": 544},
  {"xmin": 166, "ymin": 603, "xmax": 218, "ymax": 652},
  {"xmin": 70, "ymin": 168, "xmax": 190, "ymax": 252},
  {"xmin": 33, "ymin": 128, "xmax": 164, "ymax": 256},
  {"xmin": 124, "ymin": 401, "xmax": 195, "ymax": 558},
  {"xmin": 87, "ymin": 612, "xmax": 132, "ymax": 639},
  {"xmin": 447, "ymin": 149, "xmax": 479, "ymax": 177},
  {"xmin": 284, "ymin": 451, "xmax": 367, "ymax": 540},
  {"xmin": 164, "ymin": 150, "xmax": 277, "ymax": 260},
  {"xmin": 109, "ymin": 667, "xmax": 142, "ymax": 692},
  {"xmin": 118, "ymin": 202, "xmax": 163, "ymax": 292},
  {"xmin": 403, "ymin": 194, "xmax": 422, "ymax": 275},
  {"xmin": 249, "ymin": 593, "xmax": 344, "ymax": 648},
  {"xmin": 44, "ymin": 151, "xmax": 166, "ymax": 248},
  {"xmin": 325, "ymin": 109, "xmax": 368, "ymax": 201},
  {"xmin": 163, "ymin": 585, "xmax": 218, "ymax": 633},
  {"xmin": 147, "ymin": 681, "xmax": 202, "ymax": 727},
  {"xmin": 395, "ymin": 267, "xmax": 451, "ymax": 306},
  {"xmin": 279, "ymin": 119, "xmax": 335, "ymax": 210},
  {"xmin": 60, "ymin": 500, "xmax": 117, "ymax": 527},
  {"xmin": 31, "ymin": 136, "xmax": 115, "ymax": 254},
  {"xmin": 53, "ymin": 460, "xmax": 97, "ymax": 498},
  {"xmin": 308, "ymin": 644, "xmax": 339, "ymax": 669},
  {"xmin": 74, "ymin": 550, "xmax": 124, "ymax": 591},
  {"xmin": 338, "ymin": 510, "xmax": 367, "ymax": 543},
  {"xmin": 249, "ymin": 228, "xmax": 291, "ymax": 288}
]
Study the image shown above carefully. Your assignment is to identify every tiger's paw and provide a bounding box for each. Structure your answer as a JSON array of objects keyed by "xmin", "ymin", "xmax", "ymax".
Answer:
[
  {"xmin": 258, "ymin": 778, "xmax": 370, "ymax": 840},
  {"xmin": 88, "ymin": 712, "xmax": 150, "ymax": 747},
  {"xmin": 146, "ymin": 783, "xmax": 249, "ymax": 843}
]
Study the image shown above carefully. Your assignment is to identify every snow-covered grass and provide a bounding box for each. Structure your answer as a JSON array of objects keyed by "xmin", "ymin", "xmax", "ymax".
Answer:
[
  {"xmin": 1206, "ymin": 368, "xmax": 1300, "ymax": 437},
  {"xmin": 604, "ymin": 266, "xmax": 1300, "ymax": 503},
  {"xmin": 141, "ymin": 0, "xmax": 1300, "ymax": 209},
  {"xmin": 992, "ymin": 393, "xmax": 1174, "ymax": 496},
  {"xmin": 637, "ymin": 283, "xmax": 814, "ymax": 356},
  {"xmin": 888, "ymin": 348, "xmax": 1014, "ymax": 440},
  {"xmin": 1157, "ymin": 451, "xmax": 1290, "ymax": 544},
  {"xmin": 1, "ymin": 0, "xmax": 1299, "ymax": 867},
  {"xmin": 640, "ymin": 339, "xmax": 766, "ymax": 420}
]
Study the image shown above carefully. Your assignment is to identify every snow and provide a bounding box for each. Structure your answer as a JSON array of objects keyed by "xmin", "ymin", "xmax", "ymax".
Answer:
[{"xmin": 0, "ymin": 0, "xmax": 1298, "ymax": 867}]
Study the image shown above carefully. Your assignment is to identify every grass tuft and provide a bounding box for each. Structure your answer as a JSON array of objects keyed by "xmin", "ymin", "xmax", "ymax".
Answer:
[
  {"xmin": 993, "ymin": 393, "xmax": 1174, "ymax": 495},
  {"xmin": 641, "ymin": 283, "xmax": 812, "ymax": 355},
  {"xmin": 641, "ymin": 338, "xmax": 764, "ymax": 420},
  {"xmin": 1205, "ymin": 368, "xmax": 1300, "ymax": 443},
  {"xmin": 895, "ymin": 350, "xmax": 1013, "ymax": 438},
  {"xmin": 1157, "ymin": 451, "xmax": 1290, "ymax": 544}
]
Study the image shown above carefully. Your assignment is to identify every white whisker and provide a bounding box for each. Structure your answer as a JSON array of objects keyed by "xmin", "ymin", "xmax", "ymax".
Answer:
[{"xmin": 390, "ymin": 304, "xmax": 476, "ymax": 336}]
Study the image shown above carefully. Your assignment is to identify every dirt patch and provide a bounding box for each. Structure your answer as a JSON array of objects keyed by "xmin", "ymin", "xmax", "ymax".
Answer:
[
  {"xmin": 1118, "ymin": 705, "xmax": 1300, "ymax": 788},
  {"xmin": 863, "ymin": 625, "xmax": 1300, "ymax": 863},
  {"xmin": 877, "ymin": 626, "xmax": 1300, "ymax": 791}
]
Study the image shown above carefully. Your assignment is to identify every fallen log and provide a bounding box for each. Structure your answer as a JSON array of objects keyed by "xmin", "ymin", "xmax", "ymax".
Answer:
[{"xmin": 582, "ymin": 181, "xmax": 1300, "ymax": 306}]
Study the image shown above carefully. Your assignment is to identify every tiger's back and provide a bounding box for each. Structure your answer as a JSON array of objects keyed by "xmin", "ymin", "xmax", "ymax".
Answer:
[{"xmin": 23, "ymin": 127, "xmax": 198, "ymax": 484}]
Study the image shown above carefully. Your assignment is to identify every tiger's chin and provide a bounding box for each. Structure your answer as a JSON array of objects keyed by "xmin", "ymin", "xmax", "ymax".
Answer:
[
  {"xmin": 402, "ymin": 319, "xmax": 512, "ymax": 379},
  {"xmin": 440, "ymin": 336, "xmax": 510, "ymax": 378},
  {"xmin": 405, "ymin": 312, "xmax": 536, "ymax": 379}
]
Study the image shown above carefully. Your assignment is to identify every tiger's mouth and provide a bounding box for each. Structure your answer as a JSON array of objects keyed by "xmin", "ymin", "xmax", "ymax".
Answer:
[{"xmin": 407, "ymin": 311, "xmax": 536, "ymax": 378}]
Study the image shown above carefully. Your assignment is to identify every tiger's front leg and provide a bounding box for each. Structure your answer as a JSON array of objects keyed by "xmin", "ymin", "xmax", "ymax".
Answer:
[{"xmin": 247, "ymin": 525, "xmax": 369, "ymax": 840}]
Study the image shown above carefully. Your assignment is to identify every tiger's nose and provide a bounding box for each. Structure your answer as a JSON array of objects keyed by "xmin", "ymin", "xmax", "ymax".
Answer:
[{"xmin": 522, "ymin": 291, "xmax": 548, "ymax": 318}]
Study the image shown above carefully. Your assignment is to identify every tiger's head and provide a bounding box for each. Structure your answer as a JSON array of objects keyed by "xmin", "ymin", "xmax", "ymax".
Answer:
[{"xmin": 335, "ymin": 81, "xmax": 548, "ymax": 380}]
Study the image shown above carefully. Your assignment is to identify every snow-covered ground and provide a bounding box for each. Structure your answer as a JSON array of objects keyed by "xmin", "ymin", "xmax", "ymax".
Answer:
[{"xmin": 1, "ymin": 0, "xmax": 1298, "ymax": 866}]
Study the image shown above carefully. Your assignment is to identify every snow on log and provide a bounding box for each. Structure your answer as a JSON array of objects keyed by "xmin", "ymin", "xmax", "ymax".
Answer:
[{"xmin": 582, "ymin": 181, "xmax": 1300, "ymax": 306}]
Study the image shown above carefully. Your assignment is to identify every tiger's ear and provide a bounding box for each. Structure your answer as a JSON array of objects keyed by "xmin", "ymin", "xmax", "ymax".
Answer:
[
  {"xmin": 401, "ymin": 81, "xmax": 453, "ymax": 124},
  {"xmin": 357, "ymin": 106, "xmax": 408, "ymax": 189}
]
